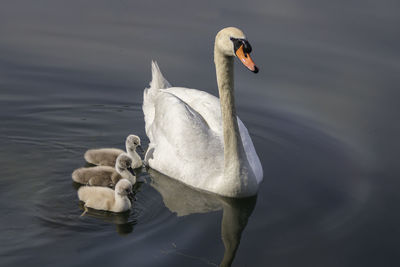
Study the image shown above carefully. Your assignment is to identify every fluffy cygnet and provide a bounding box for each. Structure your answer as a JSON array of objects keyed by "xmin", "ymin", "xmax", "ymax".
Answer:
[
  {"xmin": 78, "ymin": 178, "xmax": 133, "ymax": 213},
  {"xmin": 125, "ymin": 135, "xmax": 143, "ymax": 169},
  {"xmin": 84, "ymin": 148, "xmax": 124, "ymax": 167},
  {"xmin": 84, "ymin": 135, "xmax": 143, "ymax": 168},
  {"xmin": 114, "ymin": 153, "xmax": 137, "ymax": 185},
  {"xmin": 72, "ymin": 153, "xmax": 136, "ymax": 187}
]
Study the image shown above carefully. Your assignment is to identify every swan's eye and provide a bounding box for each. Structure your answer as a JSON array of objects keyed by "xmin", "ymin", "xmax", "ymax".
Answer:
[
  {"xmin": 230, "ymin": 37, "xmax": 242, "ymax": 52},
  {"xmin": 230, "ymin": 37, "xmax": 252, "ymax": 54}
]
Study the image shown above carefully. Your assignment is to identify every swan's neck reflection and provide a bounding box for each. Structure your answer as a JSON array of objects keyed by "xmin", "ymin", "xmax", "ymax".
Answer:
[{"xmin": 148, "ymin": 169, "xmax": 257, "ymax": 267}]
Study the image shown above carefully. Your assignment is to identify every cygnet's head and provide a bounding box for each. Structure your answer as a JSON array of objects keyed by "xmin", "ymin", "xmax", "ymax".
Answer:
[
  {"xmin": 125, "ymin": 135, "xmax": 142, "ymax": 153},
  {"xmin": 115, "ymin": 153, "xmax": 134, "ymax": 175},
  {"xmin": 215, "ymin": 27, "xmax": 258, "ymax": 73},
  {"xmin": 115, "ymin": 179, "xmax": 132, "ymax": 196}
]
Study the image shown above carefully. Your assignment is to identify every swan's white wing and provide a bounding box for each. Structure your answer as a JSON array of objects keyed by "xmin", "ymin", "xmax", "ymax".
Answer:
[
  {"xmin": 162, "ymin": 87, "xmax": 263, "ymax": 182},
  {"xmin": 237, "ymin": 120, "xmax": 263, "ymax": 182},
  {"xmin": 161, "ymin": 87, "xmax": 223, "ymax": 133},
  {"xmin": 146, "ymin": 91, "xmax": 225, "ymax": 192}
]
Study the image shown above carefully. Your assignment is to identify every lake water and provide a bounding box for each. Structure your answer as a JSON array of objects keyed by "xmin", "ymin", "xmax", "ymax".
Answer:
[{"xmin": 1, "ymin": 0, "xmax": 399, "ymax": 266}]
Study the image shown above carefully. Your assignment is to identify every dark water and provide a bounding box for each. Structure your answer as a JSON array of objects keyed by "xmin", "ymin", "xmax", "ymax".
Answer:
[{"xmin": 1, "ymin": 1, "xmax": 399, "ymax": 266}]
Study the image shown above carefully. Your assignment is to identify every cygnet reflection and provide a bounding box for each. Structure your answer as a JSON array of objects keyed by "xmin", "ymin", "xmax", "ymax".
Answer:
[
  {"xmin": 78, "ymin": 202, "xmax": 136, "ymax": 236},
  {"xmin": 147, "ymin": 169, "xmax": 257, "ymax": 267}
]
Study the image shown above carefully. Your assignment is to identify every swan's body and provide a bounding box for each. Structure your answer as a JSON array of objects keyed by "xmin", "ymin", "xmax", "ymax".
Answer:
[
  {"xmin": 84, "ymin": 135, "xmax": 143, "ymax": 169},
  {"xmin": 78, "ymin": 178, "xmax": 132, "ymax": 213},
  {"xmin": 72, "ymin": 153, "xmax": 136, "ymax": 186},
  {"xmin": 143, "ymin": 27, "xmax": 263, "ymax": 197}
]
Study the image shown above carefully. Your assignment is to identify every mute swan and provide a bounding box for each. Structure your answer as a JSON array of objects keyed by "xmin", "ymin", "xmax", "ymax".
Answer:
[
  {"xmin": 78, "ymin": 178, "xmax": 133, "ymax": 213},
  {"xmin": 84, "ymin": 135, "xmax": 143, "ymax": 168},
  {"xmin": 72, "ymin": 153, "xmax": 136, "ymax": 186},
  {"xmin": 143, "ymin": 27, "xmax": 263, "ymax": 197}
]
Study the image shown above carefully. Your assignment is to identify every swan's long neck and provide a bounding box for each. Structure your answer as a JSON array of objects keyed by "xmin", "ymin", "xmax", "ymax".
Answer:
[{"xmin": 214, "ymin": 47, "xmax": 249, "ymax": 191}]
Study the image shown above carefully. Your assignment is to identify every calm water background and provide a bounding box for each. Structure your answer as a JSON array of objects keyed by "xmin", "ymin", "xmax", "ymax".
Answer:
[{"xmin": 1, "ymin": 0, "xmax": 399, "ymax": 266}]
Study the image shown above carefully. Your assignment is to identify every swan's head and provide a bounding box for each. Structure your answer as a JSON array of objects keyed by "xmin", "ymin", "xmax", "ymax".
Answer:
[
  {"xmin": 126, "ymin": 135, "xmax": 143, "ymax": 153},
  {"xmin": 215, "ymin": 27, "xmax": 258, "ymax": 73},
  {"xmin": 115, "ymin": 153, "xmax": 135, "ymax": 178},
  {"xmin": 115, "ymin": 178, "xmax": 133, "ymax": 196}
]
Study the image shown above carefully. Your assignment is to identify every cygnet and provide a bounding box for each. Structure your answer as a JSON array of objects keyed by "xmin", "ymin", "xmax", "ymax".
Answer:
[
  {"xmin": 84, "ymin": 135, "xmax": 143, "ymax": 168},
  {"xmin": 78, "ymin": 178, "xmax": 133, "ymax": 213},
  {"xmin": 125, "ymin": 134, "xmax": 143, "ymax": 169},
  {"xmin": 72, "ymin": 153, "xmax": 136, "ymax": 187}
]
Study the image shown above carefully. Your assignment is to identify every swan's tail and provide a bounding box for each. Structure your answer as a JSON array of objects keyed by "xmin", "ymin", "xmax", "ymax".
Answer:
[
  {"xmin": 149, "ymin": 61, "xmax": 171, "ymax": 90},
  {"xmin": 143, "ymin": 61, "xmax": 171, "ymax": 140}
]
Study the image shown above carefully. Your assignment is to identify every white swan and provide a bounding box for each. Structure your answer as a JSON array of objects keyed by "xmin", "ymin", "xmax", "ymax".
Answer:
[
  {"xmin": 143, "ymin": 27, "xmax": 263, "ymax": 197},
  {"xmin": 84, "ymin": 135, "xmax": 143, "ymax": 168},
  {"xmin": 78, "ymin": 178, "xmax": 132, "ymax": 213},
  {"xmin": 72, "ymin": 153, "xmax": 136, "ymax": 186}
]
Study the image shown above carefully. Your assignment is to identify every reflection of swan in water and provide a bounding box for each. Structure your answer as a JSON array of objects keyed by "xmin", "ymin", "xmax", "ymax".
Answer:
[{"xmin": 148, "ymin": 169, "xmax": 257, "ymax": 267}]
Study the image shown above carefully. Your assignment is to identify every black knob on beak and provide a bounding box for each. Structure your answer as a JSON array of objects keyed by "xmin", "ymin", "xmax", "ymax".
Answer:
[{"xmin": 243, "ymin": 40, "xmax": 252, "ymax": 53}]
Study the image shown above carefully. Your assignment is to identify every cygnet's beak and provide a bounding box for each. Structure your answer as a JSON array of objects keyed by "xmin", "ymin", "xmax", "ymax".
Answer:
[
  {"xmin": 235, "ymin": 44, "xmax": 259, "ymax": 73},
  {"xmin": 127, "ymin": 190, "xmax": 135, "ymax": 201},
  {"xmin": 127, "ymin": 166, "xmax": 136, "ymax": 176}
]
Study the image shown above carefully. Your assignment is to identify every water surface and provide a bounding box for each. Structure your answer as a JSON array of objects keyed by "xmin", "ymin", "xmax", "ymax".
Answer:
[{"xmin": 1, "ymin": 0, "xmax": 399, "ymax": 266}]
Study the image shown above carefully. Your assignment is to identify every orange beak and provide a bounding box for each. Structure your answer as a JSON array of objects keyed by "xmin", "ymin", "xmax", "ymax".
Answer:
[{"xmin": 235, "ymin": 44, "xmax": 259, "ymax": 73}]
